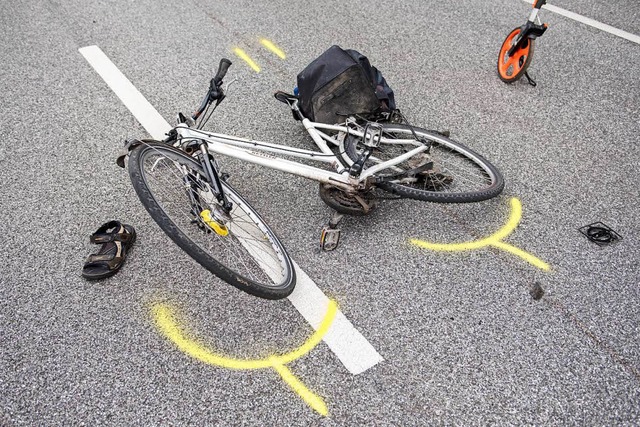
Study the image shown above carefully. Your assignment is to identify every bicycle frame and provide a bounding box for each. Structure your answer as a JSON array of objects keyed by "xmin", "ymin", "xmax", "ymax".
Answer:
[{"xmin": 173, "ymin": 100, "xmax": 429, "ymax": 193}]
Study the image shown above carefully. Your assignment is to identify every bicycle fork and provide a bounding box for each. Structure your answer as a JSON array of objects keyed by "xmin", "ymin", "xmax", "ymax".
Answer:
[{"xmin": 183, "ymin": 141, "xmax": 233, "ymax": 236}]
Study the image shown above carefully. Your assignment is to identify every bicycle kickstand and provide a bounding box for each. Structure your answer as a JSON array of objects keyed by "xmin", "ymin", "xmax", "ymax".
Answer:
[{"xmin": 320, "ymin": 211, "xmax": 344, "ymax": 251}]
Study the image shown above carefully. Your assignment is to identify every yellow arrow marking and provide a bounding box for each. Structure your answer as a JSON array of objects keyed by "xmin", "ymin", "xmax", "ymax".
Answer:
[
  {"xmin": 152, "ymin": 300, "xmax": 338, "ymax": 416},
  {"xmin": 410, "ymin": 198, "xmax": 550, "ymax": 271},
  {"xmin": 233, "ymin": 47, "xmax": 261, "ymax": 73},
  {"xmin": 259, "ymin": 38, "xmax": 286, "ymax": 59}
]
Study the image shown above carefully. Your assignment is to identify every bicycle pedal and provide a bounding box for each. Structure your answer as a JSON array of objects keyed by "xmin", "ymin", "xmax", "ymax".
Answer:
[{"xmin": 320, "ymin": 226, "xmax": 341, "ymax": 251}]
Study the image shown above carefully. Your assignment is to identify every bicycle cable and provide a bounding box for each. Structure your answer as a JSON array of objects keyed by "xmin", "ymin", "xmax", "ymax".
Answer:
[
  {"xmin": 393, "ymin": 110, "xmax": 431, "ymax": 149},
  {"xmin": 196, "ymin": 103, "xmax": 210, "ymax": 129},
  {"xmin": 197, "ymin": 102, "xmax": 220, "ymax": 129}
]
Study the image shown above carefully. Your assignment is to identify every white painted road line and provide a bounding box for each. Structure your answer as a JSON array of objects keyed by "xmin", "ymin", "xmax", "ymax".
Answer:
[
  {"xmin": 79, "ymin": 45, "xmax": 383, "ymax": 375},
  {"xmin": 79, "ymin": 45, "xmax": 172, "ymax": 140},
  {"xmin": 288, "ymin": 261, "xmax": 383, "ymax": 375},
  {"xmin": 523, "ymin": 0, "xmax": 640, "ymax": 45}
]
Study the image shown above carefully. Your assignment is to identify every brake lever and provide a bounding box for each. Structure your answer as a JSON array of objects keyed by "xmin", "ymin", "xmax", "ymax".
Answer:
[
  {"xmin": 224, "ymin": 78, "xmax": 238, "ymax": 94},
  {"xmin": 211, "ymin": 78, "xmax": 237, "ymax": 106}
]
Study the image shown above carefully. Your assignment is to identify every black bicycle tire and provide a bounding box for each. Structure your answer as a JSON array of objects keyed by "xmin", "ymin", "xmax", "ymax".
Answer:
[
  {"xmin": 128, "ymin": 142, "xmax": 296, "ymax": 299},
  {"xmin": 346, "ymin": 124, "xmax": 505, "ymax": 203},
  {"xmin": 497, "ymin": 27, "xmax": 535, "ymax": 84}
]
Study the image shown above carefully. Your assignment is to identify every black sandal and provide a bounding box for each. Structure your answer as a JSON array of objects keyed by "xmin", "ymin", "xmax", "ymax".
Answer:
[{"xmin": 82, "ymin": 221, "xmax": 136, "ymax": 280}]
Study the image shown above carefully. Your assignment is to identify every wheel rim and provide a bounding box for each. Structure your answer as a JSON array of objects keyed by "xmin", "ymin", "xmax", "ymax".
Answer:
[
  {"xmin": 137, "ymin": 145, "xmax": 291, "ymax": 288},
  {"xmin": 498, "ymin": 29, "xmax": 531, "ymax": 80}
]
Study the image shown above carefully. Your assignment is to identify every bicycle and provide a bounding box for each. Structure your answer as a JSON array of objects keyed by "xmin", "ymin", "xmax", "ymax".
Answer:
[
  {"xmin": 498, "ymin": 0, "xmax": 548, "ymax": 86},
  {"xmin": 118, "ymin": 58, "xmax": 505, "ymax": 300}
]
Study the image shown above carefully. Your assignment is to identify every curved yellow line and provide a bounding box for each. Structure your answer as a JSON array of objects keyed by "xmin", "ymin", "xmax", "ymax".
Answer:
[
  {"xmin": 152, "ymin": 300, "xmax": 338, "ymax": 370},
  {"xmin": 409, "ymin": 197, "xmax": 550, "ymax": 271},
  {"xmin": 274, "ymin": 301, "xmax": 338, "ymax": 365},
  {"xmin": 409, "ymin": 198, "xmax": 522, "ymax": 251},
  {"xmin": 152, "ymin": 300, "xmax": 337, "ymax": 416}
]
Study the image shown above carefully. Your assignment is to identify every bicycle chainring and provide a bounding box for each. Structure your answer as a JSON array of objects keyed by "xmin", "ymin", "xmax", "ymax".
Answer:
[{"xmin": 318, "ymin": 184, "xmax": 378, "ymax": 216}]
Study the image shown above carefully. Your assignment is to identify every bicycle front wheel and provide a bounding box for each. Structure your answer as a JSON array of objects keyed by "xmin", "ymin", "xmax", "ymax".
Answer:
[
  {"xmin": 128, "ymin": 142, "xmax": 295, "ymax": 299},
  {"xmin": 345, "ymin": 124, "xmax": 504, "ymax": 203}
]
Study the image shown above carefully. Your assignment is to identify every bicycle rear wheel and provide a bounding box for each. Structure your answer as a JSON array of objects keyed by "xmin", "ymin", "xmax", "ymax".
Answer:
[
  {"xmin": 345, "ymin": 124, "xmax": 504, "ymax": 203},
  {"xmin": 128, "ymin": 142, "xmax": 295, "ymax": 299},
  {"xmin": 497, "ymin": 27, "xmax": 535, "ymax": 83}
]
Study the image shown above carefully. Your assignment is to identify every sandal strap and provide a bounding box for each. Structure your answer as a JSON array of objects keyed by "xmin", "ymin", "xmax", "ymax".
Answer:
[
  {"xmin": 90, "ymin": 221, "xmax": 134, "ymax": 244},
  {"xmin": 85, "ymin": 254, "xmax": 124, "ymax": 270},
  {"xmin": 90, "ymin": 233, "xmax": 132, "ymax": 244},
  {"xmin": 87, "ymin": 254, "xmax": 116, "ymax": 262},
  {"xmin": 90, "ymin": 234, "xmax": 115, "ymax": 244}
]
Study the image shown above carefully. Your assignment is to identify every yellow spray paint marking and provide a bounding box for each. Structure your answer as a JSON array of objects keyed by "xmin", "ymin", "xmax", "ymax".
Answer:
[
  {"xmin": 259, "ymin": 38, "xmax": 286, "ymax": 59},
  {"xmin": 152, "ymin": 300, "xmax": 338, "ymax": 416},
  {"xmin": 410, "ymin": 198, "xmax": 550, "ymax": 271},
  {"xmin": 233, "ymin": 47, "xmax": 261, "ymax": 73}
]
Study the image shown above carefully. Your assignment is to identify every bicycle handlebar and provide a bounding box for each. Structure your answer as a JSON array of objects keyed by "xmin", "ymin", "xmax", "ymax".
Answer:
[
  {"xmin": 192, "ymin": 58, "xmax": 233, "ymax": 121},
  {"xmin": 212, "ymin": 58, "xmax": 232, "ymax": 87}
]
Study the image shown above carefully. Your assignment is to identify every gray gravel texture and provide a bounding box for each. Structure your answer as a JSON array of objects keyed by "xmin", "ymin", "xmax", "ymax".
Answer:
[{"xmin": 1, "ymin": 0, "xmax": 639, "ymax": 425}]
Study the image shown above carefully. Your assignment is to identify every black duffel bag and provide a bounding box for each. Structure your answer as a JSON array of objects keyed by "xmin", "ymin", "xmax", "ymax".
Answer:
[{"xmin": 296, "ymin": 45, "xmax": 396, "ymax": 124}]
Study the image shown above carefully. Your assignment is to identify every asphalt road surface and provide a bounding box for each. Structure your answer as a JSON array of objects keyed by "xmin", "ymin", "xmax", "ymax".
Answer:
[{"xmin": 1, "ymin": 0, "xmax": 639, "ymax": 425}]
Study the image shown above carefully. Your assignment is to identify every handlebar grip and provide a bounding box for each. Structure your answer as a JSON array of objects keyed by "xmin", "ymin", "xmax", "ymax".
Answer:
[
  {"xmin": 533, "ymin": 0, "xmax": 546, "ymax": 8},
  {"xmin": 213, "ymin": 58, "xmax": 232, "ymax": 86}
]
